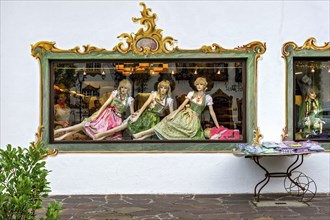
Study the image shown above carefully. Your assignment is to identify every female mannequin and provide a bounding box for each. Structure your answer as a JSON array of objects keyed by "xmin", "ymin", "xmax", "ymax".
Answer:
[
  {"xmin": 133, "ymin": 77, "xmax": 220, "ymax": 140},
  {"xmin": 54, "ymin": 93, "xmax": 71, "ymax": 129},
  {"xmin": 54, "ymin": 79, "xmax": 134, "ymax": 140},
  {"xmin": 299, "ymin": 87, "xmax": 323, "ymax": 135},
  {"xmin": 94, "ymin": 80, "xmax": 173, "ymax": 140}
]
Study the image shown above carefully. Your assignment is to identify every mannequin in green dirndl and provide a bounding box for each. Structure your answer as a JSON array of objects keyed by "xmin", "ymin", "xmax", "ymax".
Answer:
[
  {"xmin": 94, "ymin": 80, "xmax": 173, "ymax": 140},
  {"xmin": 298, "ymin": 87, "xmax": 323, "ymax": 136},
  {"xmin": 133, "ymin": 77, "xmax": 220, "ymax": 140}
]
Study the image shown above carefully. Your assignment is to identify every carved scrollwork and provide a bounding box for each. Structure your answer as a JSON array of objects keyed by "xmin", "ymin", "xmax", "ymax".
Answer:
[
  {"xmin": 199, "ymin": 43, "xmax": 228, "ymax": 53},
  {"xmin": 35, "ymin": 125, "xmax": 44, "ymax": 144},
  {"xmin": 197, "ymin": 41, "xmax": 266, "ymax": 56},
  {"xmin": 31, "ymin": 41, "xmax": 106, "ymax": 59},
  {"xmin": 34, "ymin": 126, "xmax": 58, "ymax": 159},
  {"xmin": 40, "ymin": 149, "xmax": 59, "ymax": 160},
  {"xmin": 31, "ymin": 4, "xmax": 266, "ymax": 57},
  {"xmin": 235, "ymin": 41, "xmax": 267, "ymax": 58},
  {"xmin": 113, "ymin": 2, "xmax": 177, "ymax": 55},
  {"xmin": 282, "ymin": 37, "xmax": 330, "ymax": 57},
  {"xmin": 281, "ymin": 127, "xmax": 288, "ymax": 141},
  {"xmin": 253, "ymin": 127, "xmax": 264, "ymax": 146}
]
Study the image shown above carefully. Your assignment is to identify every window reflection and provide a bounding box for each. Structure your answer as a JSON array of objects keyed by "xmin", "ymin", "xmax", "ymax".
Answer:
[{"xmin": 51, "ymin": 60, "xmax": 246, "ymax": 142}]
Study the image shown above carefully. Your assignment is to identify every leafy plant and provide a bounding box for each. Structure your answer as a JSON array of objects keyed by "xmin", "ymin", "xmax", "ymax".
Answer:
[{"xmin": 0, "ymin": 141, "xmax": 62, "ymax": 219}]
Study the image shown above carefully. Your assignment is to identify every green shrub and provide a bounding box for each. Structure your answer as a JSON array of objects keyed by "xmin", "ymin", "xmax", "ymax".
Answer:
[{"xmin": 0, "ymin": 142, "xmax": 62, "ymax": 219}]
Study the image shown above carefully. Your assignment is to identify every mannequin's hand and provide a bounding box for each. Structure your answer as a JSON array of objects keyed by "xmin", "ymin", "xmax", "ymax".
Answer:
[
  {"xmin": 62, "ymin": 121, "xmax": 69, "ymax": 127},
  {"xmin": 130, "ymin": 112, "xmax": 140, "ymax": 123},
  {"xmin": 58, "ymin": 121, "xmax": 69, "ymax": 127},
  {"xmin": 130, "ymin": 115, "xmax": 139, "ymax": 123},
  {"xmin": 166, "ymin": 112, "xmax": 176, "ymax": 121}
]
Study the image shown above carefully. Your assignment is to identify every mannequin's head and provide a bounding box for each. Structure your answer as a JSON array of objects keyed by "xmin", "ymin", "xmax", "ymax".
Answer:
[
  {"xmin": 194, "ymin": 77, "xmax": 208, "ymax": 91},
  {"xmin": 306, "ymin": 87, "xmax": 318, "ymax": 100},
  {"xmin": 157, "ymin": 80, "xmax": 171, "ymax": 96},
  {"xmin": 118, "ymin": 79, "xmax": 132, "ymax": 96}
]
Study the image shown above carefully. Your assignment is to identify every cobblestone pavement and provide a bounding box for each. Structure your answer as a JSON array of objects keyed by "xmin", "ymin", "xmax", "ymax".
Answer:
[{"xmin": 39, "ymin": 193, "xmax": 329, "ymax": 220}]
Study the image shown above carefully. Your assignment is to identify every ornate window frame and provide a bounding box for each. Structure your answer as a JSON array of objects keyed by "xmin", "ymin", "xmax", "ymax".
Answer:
[
  {"xmin": 282, "ymin": 37, "xmax": 330, "ymax": 150},
  {"xmin": 31, "ymin": 2, "xmax": 266, "ymax": 153}
]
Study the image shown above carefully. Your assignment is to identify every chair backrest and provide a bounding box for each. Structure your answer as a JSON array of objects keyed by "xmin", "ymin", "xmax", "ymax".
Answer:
[
  {"xmin": 175, "ymin": 94, "xmax": 187, "ymax": 109},
  {"xmin": 211, "ymin": 88, "xmax": 234, "ymax": 129}
]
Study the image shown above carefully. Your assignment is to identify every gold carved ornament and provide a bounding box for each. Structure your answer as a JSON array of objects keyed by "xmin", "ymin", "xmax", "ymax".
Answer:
[
  {"xmin": 113, "ymin": 2, "xmax": 266, "ymax": 56},
  {"xmin": 34, "ymin": 126, "xmax": 58, "ymax": 159},
  {"xmin": 281, "ymin": 127, "xmax": 288, "ymax": 141},
  {"xmin": 253, "ymin": 127, "xmax": 264, "ymax": 146},
  {"xmin": 31, "ymin": 41, "xmax": 106, "ymax": 59},
  {"xmin": 31, "ymin": 3, "xmax": 266, "ymax": 57},
  {"xmin": 113, "ymin": 2, "xmax": 177, "ymax": 55},
  {"xmin": 282, "ymin": 37, "xmax": 330, "ymax": 57},
  {"xmin": 198, "ymin": 41, "xmax": 266, "ymax": 57}
]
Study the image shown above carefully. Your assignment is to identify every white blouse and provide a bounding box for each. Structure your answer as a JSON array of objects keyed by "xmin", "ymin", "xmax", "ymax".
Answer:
[
  {"xmin": 111, "ymin": 90, "xmax": 134, "ymax": 106},
  {"xmin": 186, "ymin": 91, "xmax": 213, "ymax": 106},
  {"xmin": 150, "ymin": 91, "xmax": 173, "ymax": 106}
]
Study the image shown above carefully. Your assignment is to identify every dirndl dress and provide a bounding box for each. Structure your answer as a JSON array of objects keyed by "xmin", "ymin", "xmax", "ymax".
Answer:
[
  {"xmin": 154, "ymin": 91, "xmax": 213, "ymax": 140},
  {"xmin": 83, "ymin": 91, "xmax": 133, "ymax": 140},
  {"xmin": 128, "ymin": 92, "xmax": 173, "ymax": 134}
]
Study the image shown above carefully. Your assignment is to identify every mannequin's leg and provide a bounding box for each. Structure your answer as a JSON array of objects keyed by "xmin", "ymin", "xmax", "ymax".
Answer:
[
  {"xmin": 133, "ymin": 128, "xmax": 155, "ymax": 139},
  {"xmin": 134, "ymin": 133, "xmax": 154, "ymax": 140},
  {"xmin": 54, "ymin": 123, "xmax": 83, "ymax": 136},
  {"xmin": 54, "ymin": 130, "xmax": 80, "ymax": 141},
  {"xmin": 94, "ymin": 122, "xmax": 128, "ymax": 140}
]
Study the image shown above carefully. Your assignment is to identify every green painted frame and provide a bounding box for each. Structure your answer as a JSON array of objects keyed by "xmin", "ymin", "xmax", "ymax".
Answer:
[
  {"xmin": 282, "ymin": 37, "xmax": 330, "ymax": 150},
  {"xmin": 31, "ymin": 2, "xmax": 266, "ymax": 153}
]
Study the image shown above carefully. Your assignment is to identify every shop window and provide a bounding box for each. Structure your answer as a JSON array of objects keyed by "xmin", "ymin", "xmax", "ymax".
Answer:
[
  {"xmin": 282, "ymin": 38, "xmax": 330, "ymax": 148},
  {"xmin": 31, "ymin": 2, "xmax": 265, "ymax": 152}
]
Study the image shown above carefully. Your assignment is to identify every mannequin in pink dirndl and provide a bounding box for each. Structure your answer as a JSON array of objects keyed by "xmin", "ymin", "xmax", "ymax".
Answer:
[
  {"xmin": 84, "ymin": 91, "xmax": 134, "ymax": 140},
  {"xmin": 54, "ymin": 79, "xmax": 134, "ymax": 141}
]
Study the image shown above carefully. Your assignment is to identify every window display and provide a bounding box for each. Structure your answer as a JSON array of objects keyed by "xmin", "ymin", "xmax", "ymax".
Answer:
[
  {"xmin": 31, "ymin": 2, "xmax": 265, "ymax": 152},
  {"xmin": 283, "ymin": 38, "xmax": 330, "ymax": 148},
  {"xmin": 294, "ymin": 58, "xmax": 330, "ymax": 140},
  {"xmin": 50, "ymin": 60, "xmax": 245, "ymax": 143}
]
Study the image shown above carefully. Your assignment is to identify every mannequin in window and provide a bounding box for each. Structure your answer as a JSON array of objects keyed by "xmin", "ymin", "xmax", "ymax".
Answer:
[
  {"xmin": 54, "ymin": 79, "xmax": 134, "ymax": 140},
  {"xmin": 298, "ymin": 87, "xmax": 323, "ymax": 136},
  {"xmin": 54, "ymin": 93, "xmax": 71, "ymax": 129},
  {"xmin": 133, "ymin": 77, "xmax": 220, "ymax": 140},
  {"xmin": 94, "ymin": 80, "xmax": 174, "ymax": 140}
]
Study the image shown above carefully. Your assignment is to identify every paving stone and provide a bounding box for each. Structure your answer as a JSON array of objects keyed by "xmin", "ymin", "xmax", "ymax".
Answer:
[
  {"xmin": 318, "ymin": 206, "xmax": 330, "ymax": 214},
  {"xmin": 289, "ymin": 206, "xmax": 319, "ymax": 216},
  {"xmin": 113, "ymin": 207, "xmax": 149, "ymax": 214},
  {"xmin": 199, "ymin": 213, "xmax": 241, "ymax": 220},
  {"xmin": 309, "ymin": 216, "xmax": 330, "ymax": 220},
  {"xmin": 252, "ymin": 217, "xmax": 274, "ymax": 220},
  {"xmin": 241, "ymin": 214, "xmax": 274, "ymax": 220},
  {"xmin": 194, "ymin": 194, "xmax": 222, "ymax": 199},
  {"xmin": 35, "ymin": 193, "xmax": 329, "ymax": 219},
  {"xmin": 259, "ymin": 210, "xmax": 300, "ymax": 218},
  {"xmin": 225, "ymin": 205, "xmax": 258, "ymax": 213},
  {"xmin": 272, "ymin": 218, "xmax": 308, "ymax": 220}
]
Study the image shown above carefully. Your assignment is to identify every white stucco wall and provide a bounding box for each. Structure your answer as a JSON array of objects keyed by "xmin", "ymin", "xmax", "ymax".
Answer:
[{"xmin": 1, "ymin": 1, "xmax": 329, "ymax": 194}]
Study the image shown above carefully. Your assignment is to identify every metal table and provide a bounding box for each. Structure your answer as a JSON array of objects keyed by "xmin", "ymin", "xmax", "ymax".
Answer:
[{"xmin": 246, "ymin": 153, "xmax": 317, "ymax": 202}]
